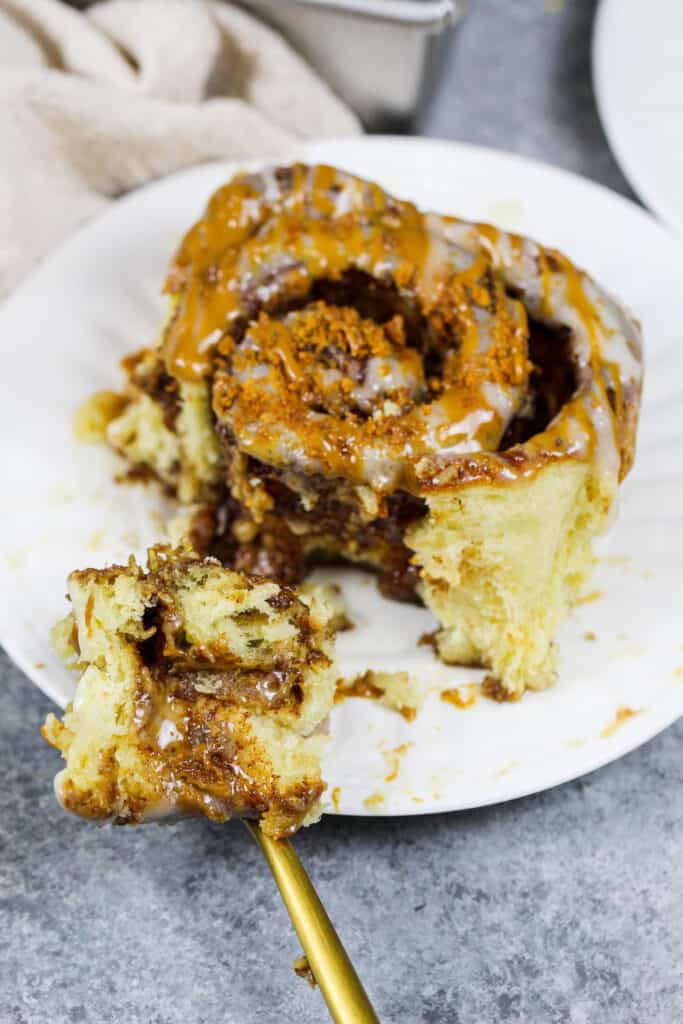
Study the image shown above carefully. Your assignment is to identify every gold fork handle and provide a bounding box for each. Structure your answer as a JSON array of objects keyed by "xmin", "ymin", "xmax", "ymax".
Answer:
[{"xmin": 244, "ymin": 820, "xmax": 379, "ymax": 1023}]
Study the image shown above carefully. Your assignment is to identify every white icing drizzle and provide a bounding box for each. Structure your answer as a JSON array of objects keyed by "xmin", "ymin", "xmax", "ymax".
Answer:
[
  {"xmin": 157, "ymin": 718, "xmax": 183, "ymax": 750},
  {"xmin": 433, "ymin": 215, "xmax": 642, "ymax": 493},
  {"xmin": 200, "ymin": 165, "xmax": 642, "ymax": 495}
]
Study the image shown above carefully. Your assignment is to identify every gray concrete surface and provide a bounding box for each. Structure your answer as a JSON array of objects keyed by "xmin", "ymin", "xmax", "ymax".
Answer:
[{"xmin": 2, "ymin": 1, "xmax": 681, "ymax": 1021}]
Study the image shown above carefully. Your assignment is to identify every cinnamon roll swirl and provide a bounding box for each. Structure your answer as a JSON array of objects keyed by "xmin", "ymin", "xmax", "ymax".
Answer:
[{"xmin": 97, "ymin": 164, "xmax": 642, "ymax": 698}]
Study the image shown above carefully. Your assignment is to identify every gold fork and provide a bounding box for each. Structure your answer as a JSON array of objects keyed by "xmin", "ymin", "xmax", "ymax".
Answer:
[{"xmin": 244, "ymin": 821, "xmax": 379, "ymax": 1023}]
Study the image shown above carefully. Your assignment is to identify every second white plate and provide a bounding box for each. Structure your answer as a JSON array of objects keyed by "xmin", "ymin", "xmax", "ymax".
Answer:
[
  {"xmin": 1, "ymin": 137, "xmax": 682, "ymax": 818},
  {"xmin": 593, "ymin": 0, "xmax": 683, "ymax": 236}
]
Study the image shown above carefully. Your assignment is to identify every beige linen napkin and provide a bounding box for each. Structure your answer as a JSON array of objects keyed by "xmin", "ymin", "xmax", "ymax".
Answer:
[{"xmin": 0, "ymin": 0, "xmax": 360, "ymax": 297}]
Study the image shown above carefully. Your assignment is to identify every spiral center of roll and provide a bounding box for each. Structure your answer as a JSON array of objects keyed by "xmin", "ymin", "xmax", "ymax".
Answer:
[
  {"xmin": 238, "ymin": 302, "xmax": 428, "ymax": 422},
  {"xmin": 214, "ymin": 283, "xmax": 533, "ymax": 494}
]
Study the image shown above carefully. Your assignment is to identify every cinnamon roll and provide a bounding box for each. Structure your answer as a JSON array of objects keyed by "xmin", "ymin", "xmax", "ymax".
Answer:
[
  {"xmin": 95, "ymin": 164, "xmax": 642, "ymax": 698},
  {"xmin": 43, "ymin": 546, "xmax": 337, "ymax": 837}
]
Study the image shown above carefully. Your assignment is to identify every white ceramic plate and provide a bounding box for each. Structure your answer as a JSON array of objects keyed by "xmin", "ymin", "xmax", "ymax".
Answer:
[
  {"xmin": 593, "ymin": 0, "xmax": 683, "ymax": 236},
  {"xmin": 1, "ymin": 137, "xmax": 682, "ymax": 818}
]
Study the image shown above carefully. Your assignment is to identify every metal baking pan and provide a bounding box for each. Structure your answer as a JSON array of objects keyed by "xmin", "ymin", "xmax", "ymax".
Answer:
[{"xmin": 239, "ymin": 0, "xmax": 464, "ymax": 129}]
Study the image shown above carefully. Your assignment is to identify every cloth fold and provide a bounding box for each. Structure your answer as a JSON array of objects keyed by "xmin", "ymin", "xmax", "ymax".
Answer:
[{"xmin": 0, "ymin": 0, "xmax": 360, "ymax": 297}]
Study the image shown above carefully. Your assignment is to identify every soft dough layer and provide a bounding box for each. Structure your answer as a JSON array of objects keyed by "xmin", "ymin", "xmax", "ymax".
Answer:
[
  {"xmin": 43, "ymin": 547, "xmax": 337, "ymax": 838},
  {"xmin": 408, "ymin": 460, "xmax": 600, "ymax": 697}
]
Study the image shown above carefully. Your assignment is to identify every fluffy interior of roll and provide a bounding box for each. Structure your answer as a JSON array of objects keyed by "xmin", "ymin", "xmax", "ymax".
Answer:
[
  {"xmin": 408, "ymin": 461, "xmax": 600, "ymax": 697},
  {"xmin": 43, "ymin": 546, "xmax": 337, "ymax": 838}
]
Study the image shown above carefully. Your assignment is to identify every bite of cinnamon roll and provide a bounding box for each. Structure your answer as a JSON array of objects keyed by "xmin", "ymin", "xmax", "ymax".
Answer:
[
  {"xmin": 91, "ymin": 164, "xmax": 643, "ymax": 698},
  {"xmin": 43, "ymin": 546, "xmax": 337, "ymax": 837}
]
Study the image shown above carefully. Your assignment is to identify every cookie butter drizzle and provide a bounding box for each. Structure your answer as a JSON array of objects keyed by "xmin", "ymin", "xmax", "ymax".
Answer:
[
  {"xmin": 429, "ymin": 217, "xmax": 643, "ymax": 490},
  {"xmin": 162, "ymin": 164, "xmax": 642, "ymax": 494}
]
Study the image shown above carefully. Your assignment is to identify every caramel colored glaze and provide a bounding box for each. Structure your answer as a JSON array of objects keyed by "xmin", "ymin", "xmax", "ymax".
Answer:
[
  {"xmin": 600, "ymin": 705, "xmax": 639, "ymax": 739},
  {"xmin": 480, "ymin": 675, "xmax": 522, "ymax": 703},
  {"xmin": 384, "ymin": 743, "xmax": 411, "ymax": 783},
  {"xmin": 84, "ymin": 593, "xmax": 94, "ymax": 636},
  {"xmin": 440, "ymin": 685, "xmax": 478, "ymax": 709},
  {"xmin": 156, "ymin": 163, "xmax": 640, "ymax": 498},
  {"xmin": 422, "ymin": 219, "xmax": 642, "ymax": 490},
  {"xmin": 164, "ymin": 163, "xmax": 532, "ymax": 492},
  {"xmin": 162, "ymin": 665, "xmax": 305, "ymax": 712},
  {"xmin": 133, "ymin": 676, "xmax": 322, "ymax": 831},
  {"xmin": 335, "ymin": 672, "xmax": 417, "ymax": 721},
  {"xmin": 215, "ymin": 294, "xmax": 528, "ymax": 494},
  {"xmin": 334, "ymin": 673, "xmax": 385, "ymax": 704},
  {"xmin": 145, "ymin": 606, "xmax": 325, "ymax": 700}
]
